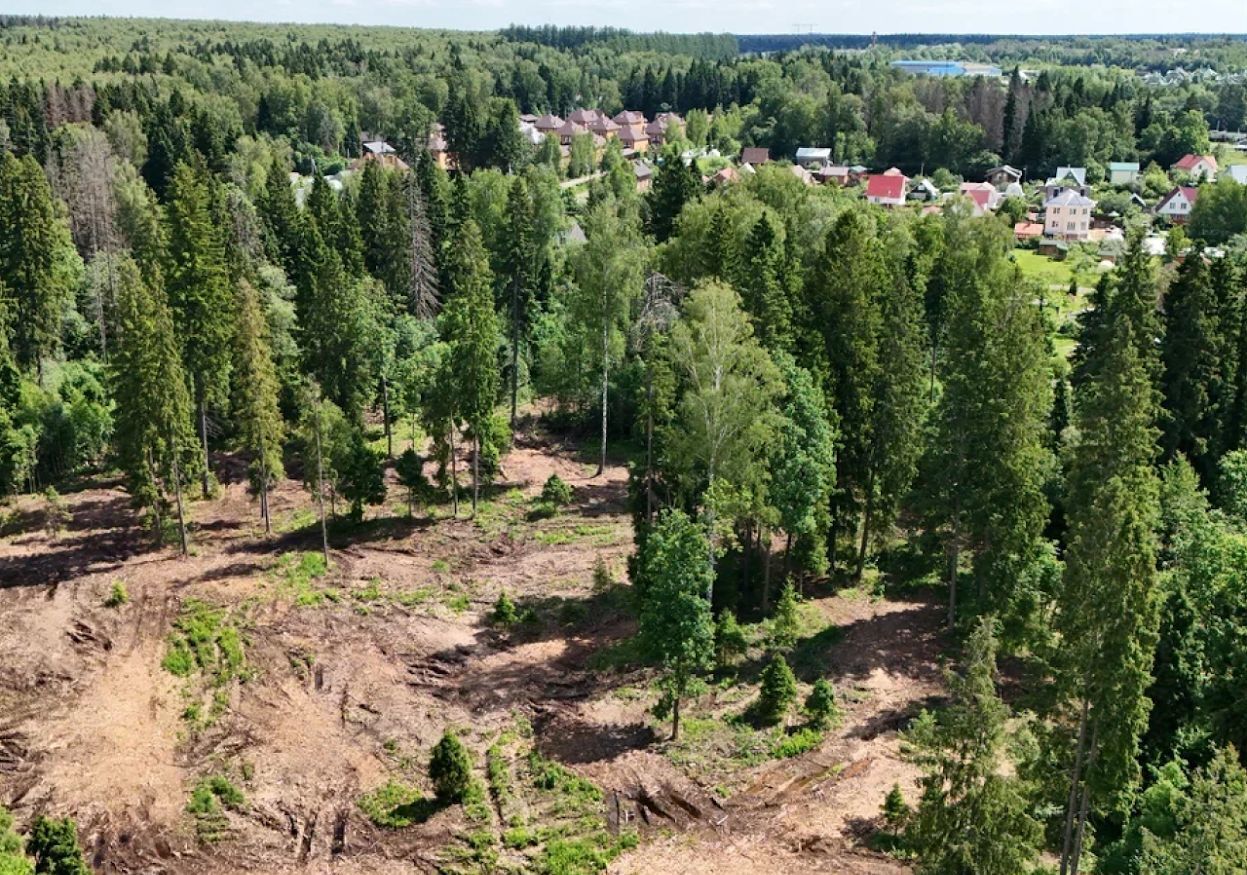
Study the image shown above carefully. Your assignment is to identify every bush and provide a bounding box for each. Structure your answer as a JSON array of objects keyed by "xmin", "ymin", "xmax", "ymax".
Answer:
[
  {"xmin": 27, "ymin": 816, "xmax": 89, "ymax": 875},
  {"xmin": 882, "ymin": 783, "xmax": 910, "ymax": 832},
  {"xmin": 541, "ymin": 473, "xmax": 574, "ymax": 507},
  {"xmin": 492, "ymin": 592, "xmax": 518, "ymax": 625},
  {"xmin": 756, "ymin": 655, "xmax": 798, "ymax": 725},
  {"xmin": 429, "ymin": 730, "xmax": 473, "ymax": 802},
  {"xmin": 769, "ymin": 582, "xmax": 800, "ymax": 651},
  {"xmin": 104, "ymin": 580, "xmax": 129, "ymax": 608},
  {"xmin": 805, "ymin": 678, "xmax": 840, "ymax": 729},
  {"xmin": 772, "ymin": 726, "xmax": 824, "ymax": 758},
  {"xmin": 714, "ymin": 611, "xmax": 748, "ymax": 667}
]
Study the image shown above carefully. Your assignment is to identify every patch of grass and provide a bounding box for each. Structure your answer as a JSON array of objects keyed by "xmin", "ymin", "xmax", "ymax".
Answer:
[
  {"xmin": 187, "ymin": 775, "xmax": 245, "ymax": 842},
  {"xmin": 772, "ymin": 727, "xmax": 825, "ymax": 759},
  {"xmin": 163, "ymin": 600, "xmax": 249, "ymax": 729},
  {"xmin": 271, "ymin": 551, "xmax": 338, "ymax": 606},
  {"xmin": 275, "ymin": 507, "xmax": 317, "ymax": 533},
  {"xmin": 103, "ymin": 580, "xmax": 128, "ymax": 608},
  {"xmin": 528, "ymin": 751, "xmax": 603, "ymax": 818},
  {"xmin": 532, "ymin": 523, "xmax": 619, "ymax": 547},
  {"xmin": 462, "ymin": 778, "xmax": 492, "ymax": 825},
  {"xmin": 503, "ymin": 825, "xmax": 538, "ymax": 849},
  {"xmin": 431, "ymin": 559, "xmax": 451, "ymax": 573},
  {"xmin": 357, "ymin": 780, "xmax": 436, "ymax": 828},
  {"xmin": 392, "ymin": 586, "xmax": 435, "ymax": 607},
  {"xmin": 443, "ymin": 592, "xmax": 471, "ymax": 614}
]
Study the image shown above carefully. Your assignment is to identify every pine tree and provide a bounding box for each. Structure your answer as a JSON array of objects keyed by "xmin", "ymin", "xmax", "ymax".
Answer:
[
  {"xmin": 1139, "ymin": 746, "xmax": 1247, "ymax": 874},
  {"xmin": 738, "ymin": 212, "xmax": 794, "ymax": 352},
  {"xmin": 233, "ymin": 279, "xmax": 284, "ymax": 534},
  {"xmin": 903, "ymin": 617, "xmax": 1041, "ymax": 875},
  {"xmin": 0, "ymin": 151, "xmax": 80, "ymax": 374},
  {"xmin": 164, "ymin": 161, "xmax": 233, "ymax": 497},
  {"xmin": 648, "ymin": 149, "xmax": 700, "ymax": 242},
  {"xmin": 440, "ymin": 218, "xmax": 501, "ymax": 517},
  {"xmin": 1054, "ymin": 262, "xmax": 1163, "ymax": 875},
  {"xmin": 110, "ymin": 253, "xmax": 195, "ymax": 554}
]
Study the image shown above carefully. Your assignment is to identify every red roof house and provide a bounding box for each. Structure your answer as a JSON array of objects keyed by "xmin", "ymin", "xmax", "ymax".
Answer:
[{"xmin": 865, "ymin": 172, "xmax": 909, "ymax": 206}]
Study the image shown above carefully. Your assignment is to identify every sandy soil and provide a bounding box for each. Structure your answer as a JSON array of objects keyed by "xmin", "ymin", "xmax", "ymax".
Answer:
[{"xmin": 0, "ymin": 423, "xmax": 941, "ymax": 873}]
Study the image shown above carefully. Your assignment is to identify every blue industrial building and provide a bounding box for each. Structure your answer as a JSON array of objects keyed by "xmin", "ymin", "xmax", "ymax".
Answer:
[{"xmin": 890, "ymin": 60, "xmax": 1003, "ymax": 77}]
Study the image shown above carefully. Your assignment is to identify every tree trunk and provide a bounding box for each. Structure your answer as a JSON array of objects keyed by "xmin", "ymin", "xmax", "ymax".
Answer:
[
  {"xmin": 947, "ymin": 539, "xmax": 960, "ymax": 631},
  {"xmin": 645, "ymin": 364, "xmax": 655, "ymax": 524},
  {"xmin": 381, "ymin": 375, "xmax": 393, "ymax": 459},
  {"xmin": 597, "ymin": 320, "xmax": 608, "ymax": 477},
  {"xmin": 740, "ymin": 521, "xmax": 753, "ymax": 597},
  {"xmin": 856, "ymin": 474, "xmax": 875, "ymax": 581},
  {"xmin": 510, "ymin": 280, "xmax": 520, "ymax": 429},
  {"xmin": 472, "ymin": 433, "xmax": 480, "ymax": 518},
  {"xmin": 449, "ymin": 425, "xmax": 459, "ymax": 518},
  {"xmin": 1069, "ymin": 721, "xmax": 1098, "ymax": 875},
  {"xmin": 315, "ymin": 419, "xmax": 329, "ymax": 567},
  {"xmin": 671, "ymin": 694, "xmax": 681, "ymax": 741},
  {"xmin": 170, "ymin": 446, "xmax": 189, "ymax": 558},
  {"xmin": 147, "ymin": 447, "xmax": 162, "ymax": 542},
  {"xmin": 762, "ymin": 527, "xmax": 773, "ymax": 612},
  {"xmin": 198, "ymin": 396, "xmax": 211, "ymax": 499},
  {"xmin": 1060, "ymin": 698, "xmax": 1089, "ymax": 874}
]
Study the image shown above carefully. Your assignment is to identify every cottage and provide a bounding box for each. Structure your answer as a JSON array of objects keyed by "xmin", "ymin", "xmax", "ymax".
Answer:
[
  {"xmin": 1043, "ymin": 189, "xmax": 1095, "ymax": 240},
  {"xmin": 425, "ymin": 127, "xmax": 451, "ymax": 170},
  {"xmin": 865, "ymin": 170, "xmax": 909, "ymax": 207},
  {"xmin": 789, "ymin": 164, "xmax": 816, "ymax": 186},
  {"xmin": 908, "ymin": 178, "xmax": 941, "ymax": 202},
  {"xmin": 709, "ymin": 166, "xmax": 739, "ymax": 187},
  {"xmin": 795, "ymin": 147, "xmax": 832, "ymax": 169},
  {"xmin": 1172, "ymin": 154, "xmax": 1218, "ymax": 182},
  {"xmin": 646, "ymin": 113, "xmax": 684, "ymax": 146},
  {"xmin": 361, "ymin": 139, "xmax": 408, "ymax": 170},
  {"xmin": 741, "ymin": 147, "xmax": 770, "ymax": 166},
  {"xmin": 612, "ymin": 110, "xmax": 646, "ymax": 126},
  {"xmin": 634, "ymin": 162, "xmax": 654, "ymax": 193},
  {"xmin": 589, "ymin": 116, "xmax": 621, "ymax": 138},
  {"xmin": 985, "ymin": 164, "xmax": 1022, "ymax": 188},
  {"xmin": 567, "ymin": 108, "xmax": 602, "ymax": 127},
  {"xmin": 1014, "ymin": 221, "xmax": 1044, "ymax": 242},
  {"xmin": 555, "ymin": 120, "xmax": 587, "ymax": 146},
  {"xmin": 618, "ymin": 124, "xmax": 649, "ymax": 152},
  {"xmin": 959, "ymin": 181, "xmax": 1001, "ymax": 215},
  {"xmin": 534, "ymin": 113, "xmax": 564, "ymax": 134},
  {"xmin": 818, "ymin": 165, "xmax": 851, "ymax": 186},
  {"xmin": 1108, "ymin": 161, "xmax": 1141, "ymax": 186},
  {"xmin": 1156, "ymin": 186, "xmax": 1200, "ymax": 222},
  {"xmin": 1043, "ymin": 166, "xmax": 1091, "ymax": 200}
]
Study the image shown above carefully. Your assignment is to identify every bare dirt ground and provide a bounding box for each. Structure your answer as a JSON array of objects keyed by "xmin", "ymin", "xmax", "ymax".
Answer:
[{"xmin": 0, "ymin": 422, "xmax": 944, "ymax": 874}]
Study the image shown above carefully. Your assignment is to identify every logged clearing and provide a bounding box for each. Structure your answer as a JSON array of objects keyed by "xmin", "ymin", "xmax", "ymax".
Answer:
[{"xmin": 0, "ymin": 424, "xmax": 942, "ymax": 873}]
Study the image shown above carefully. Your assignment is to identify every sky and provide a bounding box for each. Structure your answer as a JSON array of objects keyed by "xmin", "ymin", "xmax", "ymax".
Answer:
[{"xmin": 7, "ymin": 0, "xmax": 1247, "ymax": 37}]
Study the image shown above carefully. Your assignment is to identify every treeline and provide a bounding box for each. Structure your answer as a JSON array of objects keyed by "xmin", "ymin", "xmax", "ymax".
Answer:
[{"xmin": 499, "ymin": 25, "xmax": 738, "ymax": 60}]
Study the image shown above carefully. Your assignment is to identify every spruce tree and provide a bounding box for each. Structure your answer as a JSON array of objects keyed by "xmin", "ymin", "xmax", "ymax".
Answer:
[
  {"xmin": 903, "ymin": 617, "xmax": 1041, "ymax": 875},
  {"xmin": 503, "ymin": 177, "xmax": 535, "ymax": 427},
  {"xmin": 440, "ymin": 218, "xmax": 501, "ymax": 517},
  {"xmin": 110, "ymin": 253, "xmax": 195, "ymax": 554},
  {"xmin": 0, "ymin": 152, "xmax": 80, "ymax": 374},
  {"xmin": 1054, "ymin": 262, "xmax": 1164, "ymax": 875},
  {"xmin": 738, "ymin": 212, "xmax": 794, "ymax": 352},
  {"xmin": 233, "ymin": 279, "xmax": 284, "ymax": 534},
  {"xmin": 164, "ymin": 161, "xmax": 233, "ymax": 497}
]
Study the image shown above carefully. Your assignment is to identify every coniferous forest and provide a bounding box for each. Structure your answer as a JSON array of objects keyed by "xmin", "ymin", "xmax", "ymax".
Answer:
[{"xmin": 2, "ymin": 16, "xmax": 1247, "ymax": 875}]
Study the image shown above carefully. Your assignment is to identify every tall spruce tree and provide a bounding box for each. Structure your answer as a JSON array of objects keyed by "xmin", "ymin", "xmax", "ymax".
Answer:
[
  {"xmin": 1054, "ymin": 260, "xmax": 1164, "ymax": 875},
  {"xmin": 233, "ymin": 279, "xmax": 284, "ymax": 534},
  {"xmin": 440, "ymin": 218, "xmax": 501, "ymax": 516},
  {"xmin": 164, "ymin": 161, "xmax": 233, "ymax": 497},
  {"xmin": 503, "ymin": 177, "xmax": 536, "ymax": 427},
  {"xmin": 0, "ymin": 151, "xmax": 80, "ymax": 374},
  {"xmin": 110, "ymin": 254, "xmax": 195, "ymax": 554}
]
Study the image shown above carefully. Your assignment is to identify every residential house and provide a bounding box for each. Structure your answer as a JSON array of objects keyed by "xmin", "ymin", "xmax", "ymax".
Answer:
[
  {"xmin": 1043, "ymin": 166, "xmax": 1091, "ymax": 200},
  {"xmin": 818, "ymin": 165, "xmax": 851, "ymax": 186},
  {"xmin": 1172, "ymin": 153, "xmax": 1218, "ymax": 181},
  {"xmin": 709, "ymin": 166, "xmax": 738, "ymax": 186},
  {"xmin": 1156, "ymin": 186, "xmax": 1200, "ymax": 222},
  {"xmin": 612, "ymin": 110, "xmax": 646, "ymax": 126},
  {"xmin": 361, "ymin": 139, "xmax": 408, "ymax": 170},
  {"xmin": 589, "ymin": 116, "xmax": 621, "ymax": 139},
  {"xmin": 1108, "ymin": 161, "xmax": 1141, "ymax": 186},
  {"xmin": 1014, "ymin": 221, "xmax": 1044, "ymax": 242},
  {"xmin": 741, "ymin": 146, "xmax": 770, "ymax": 166},
  {"xmin": 789, "ymin": 164, "xmax": 816, "ymax": 186},
  {"xmin": 865, "ymin": 169, "xmax": 909, "ymax": 207},
  {"xmin": 646, "ymin": 113, "xmax": 684, "ymax": 146},
  {"xmin": 1043, "ymin": 189, "xmax": 1095, "ymax": 240},
  {"xmin": 908, "ymin": 178, "xmax": 941, "ymax": 202},
  {"xmin": 634, "ymin": 162, "xmax": 654, "ymax": 193},
  {"xmin": 985, "ymin": 164, "xmax": 1022, "ymax": 188},
  {"xmin": 959, "ymin": 181, "xmax": 1001, "ymax": 215},
  {"xmin": 425, "ymin": 127, "xmax": 451, "ymax": 170},
  {"xmin": 534, "ymin": 113, "xmax": 564, "ymax": 135},
  {"xmin": 567, "ymin": 108, "xmax": 602, "ymax": 127},
  {"xmin": 1002, "ymin": 181, "xmax": 1025, "ymax": 199},
  {"xmin": 555, "ymin": 119, "xmax": 587, "ymax": 146},
  {"xmin": 795, "ymin": 147, "xmax": 832, "ymax": 169},
  {"xmin": 618, "ymin": 124, "xmax": 649, "ymax": 152}
]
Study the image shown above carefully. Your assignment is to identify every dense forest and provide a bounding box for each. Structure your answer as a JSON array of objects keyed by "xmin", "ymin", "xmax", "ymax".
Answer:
[{"xmin": 1, "ymin": 16, "xmax": 1247, "ymax": 875}]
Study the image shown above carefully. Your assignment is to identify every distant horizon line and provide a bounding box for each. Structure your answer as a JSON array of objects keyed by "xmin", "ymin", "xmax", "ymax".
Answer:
[{"xmin": 3, "ymin": 14, "xmax": 1247, "ymax": 39}]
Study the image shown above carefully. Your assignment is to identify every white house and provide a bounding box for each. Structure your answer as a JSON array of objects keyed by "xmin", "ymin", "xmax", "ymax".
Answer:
[
  {"xmin": 1043, "ymin": 189, "xmax": 1095, "ymax": 240},
  {"xmin": 1108, "ymin": 161, "xmax": 1141, "ymax": 186},
  {"xmin": 795, "ymin": 147, "xmax": 832, "ymax": 169},
  {"xmin": 1172, "ymin": 154, "xmax": 1218, "ymax": 182},
  {"xmin": 1156, "ymin": 186, "xmax": 1199, "ymax": 222},
  {"xmin": 1044, "ymin": 166, "xmax": 1091, "ymax": 199}
]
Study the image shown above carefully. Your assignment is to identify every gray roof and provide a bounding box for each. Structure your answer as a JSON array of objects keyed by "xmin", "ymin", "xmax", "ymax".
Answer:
[
  {"xmin": 1051, "ymin": 166, "xmax": 1087, "ymax": 185},
  {"xmin": 1108, "ymin": 161, "xmax": 1140, "ymax": 171},
  {"xmin": 1044, "ymin": 189, "xmax": 1095, "ymax": 208},
  {"xmin": 795, "ymin": 147, "xmax": 832, "ymax": 160},
  {"xmin": 1229, "ymin": 165, "xmax": 1247, "ymax": 184}
]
